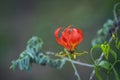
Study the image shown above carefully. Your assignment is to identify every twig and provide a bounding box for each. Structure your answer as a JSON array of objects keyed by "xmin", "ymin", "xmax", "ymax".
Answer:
[
  {"xmin": 89, "ymin": 53, "xmax": 104, "ymax": 80},
  {"xmin": 64, "ymin": 58, "xmax": 94, "ymax": 68},
  {"xmin": 68, "ymin": 55, "xmax": 81, "ymax": 80}
]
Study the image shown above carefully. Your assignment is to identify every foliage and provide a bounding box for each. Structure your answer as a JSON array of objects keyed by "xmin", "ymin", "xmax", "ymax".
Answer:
[
  {"xmin": 90, "ymin": 2, "xmax": 120, "ymax": 79},
  {"xmin": 10, "ymin": 36, "xmax": 66, "ymax": 71},
  {"xmin": 91, "ymin": 35, "xmax": 120, "ymax": 80}
]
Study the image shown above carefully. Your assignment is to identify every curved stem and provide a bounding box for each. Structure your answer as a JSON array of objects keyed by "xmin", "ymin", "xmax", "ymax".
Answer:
[
  {"xmin": 113, "ymin": 2, "xmax": 120, "ymax": 23},
  {"xmin": 110, "ymin": 60, "xmax": 120, "ymax": 71},
  {"xmin": 90, "ymin": 51, "xmax": 95, "ymax": 64}
]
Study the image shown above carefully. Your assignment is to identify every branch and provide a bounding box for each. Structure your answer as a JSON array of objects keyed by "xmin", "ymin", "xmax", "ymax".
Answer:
[
  {"xmin": 68, "ymin": 55, "xmax": 81, "ymax": 80},
  {"xmin": 46, "ymin": 51, "xmax": 94, "ymax": 68}
]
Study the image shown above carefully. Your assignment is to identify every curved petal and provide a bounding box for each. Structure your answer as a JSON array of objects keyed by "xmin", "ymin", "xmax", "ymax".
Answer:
[
  {"xmin": 54, "ymin": 27, "xmax": 62, "ymax": 45},
  {"xmin": 54, "ymin": 27, "xmax": 62, "ymax": 38}
]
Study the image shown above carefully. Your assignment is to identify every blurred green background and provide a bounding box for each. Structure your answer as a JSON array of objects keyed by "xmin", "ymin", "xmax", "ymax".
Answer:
[{"xmin": 0, "ymin": 0, "xmax": 119, "ymax": 80}]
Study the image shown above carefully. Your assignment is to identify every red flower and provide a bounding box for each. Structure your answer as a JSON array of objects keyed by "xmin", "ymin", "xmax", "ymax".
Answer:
[{"xmin": 54, "ymin": 25, "xmax": 84, "ymax": 51}]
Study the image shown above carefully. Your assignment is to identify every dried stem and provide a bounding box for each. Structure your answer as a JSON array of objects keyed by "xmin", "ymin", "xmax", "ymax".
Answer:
[{"xmin": 63, "ymin": 58, "xmax": 94, "ymax": 68}]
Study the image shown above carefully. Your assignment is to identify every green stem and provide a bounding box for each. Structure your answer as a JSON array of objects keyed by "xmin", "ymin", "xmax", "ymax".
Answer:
[
  {"xmin": 106, "ymin": 71, "xmax": 110, "ymax": 80},
  {"xmin": 110, "ymin": 60, "xmax": 120, "ymax": 70},
  {"xmin": 94, "ymin": 66, "xmax": 102, "ymax": 80},
  {"xmin": 113, "ymin": 2, "xmax": 120, "ymax": 23}
]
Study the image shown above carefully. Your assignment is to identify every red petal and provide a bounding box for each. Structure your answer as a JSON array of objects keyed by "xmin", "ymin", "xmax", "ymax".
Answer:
[
  {"xmin": 54, "ymin": 27, "xmax": 62, "ymax": 44},
  {"xmin": 54, "ymin": 27, "xmax": 62, "ymax": 38}
]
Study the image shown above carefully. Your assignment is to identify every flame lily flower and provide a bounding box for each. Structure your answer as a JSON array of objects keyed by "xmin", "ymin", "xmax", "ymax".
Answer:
[{"xmin": 54, "ymin": 25, "xmax": 84, "ymax": 51}]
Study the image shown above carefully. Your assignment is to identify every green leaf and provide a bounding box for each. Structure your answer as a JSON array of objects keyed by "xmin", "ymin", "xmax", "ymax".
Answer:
[
  {"xmin": 40, "ymin": 56, "xmax": 50, "ymax": 65},
  {"xmin": 24, "ymin": 56, "xmax": 30, "ymax": 70},
  {"xmin": 26, "ymin": 36, "xmax": 43, "ymax": 60},
  {"xmin": 50, "ymin": 59, "xmax": 59, "ymax": 68},
  {"xmin": 116, "ymin": 41, "xmax": 120, "ymax": 49},
  {"xmin": 10, "ymin": 60, "xmax": 18, "ymax": 70},
  {"xmin": 97, "ymin": 29, "xmax": 104, "ymax": 36},
  {"xmin": 35, "ymin": 53, "xmax": 43, "ymax": 63},
  {"xmin": 10, "ymin": 36, "xmax": 45, "ymax": 71},
  {"xmin": 101, "ymin": 42, "xmax": 110, "ymax": 60},
  {"xmin": 113, "ymin": 68, "xmax": 120, "ymax": 80},
  {"xmin": 91, "ymin": 37, "xmax": 103, "ymax": 46},
  {"xmin": 19, "ymin": 51, "xmax": 27, "ymax": 58},
  {"xmin": 103, "ymin": 19, "xmax": 113, "ymax": 29},
  {"xmin": 26, "ymin": 51, "xmax": 34, "ymax": 59},
  {"xmin": 37, "ymin": 53, "xmax": 50, "ymax": 66},
  {"xmin": 98, "ymin": 60, "xmax": 110, "ymax": 70},
  {"xmin": 112, "ymin": 32, "xmax": 120, "ymax": 49},
  {"xmin": 26, "ymin": 36, "xmax": 43, "ymax": 53},
  {"xmin": 48, "ymin": 59, "xmax": 65, "ymax": 69},
  {"xmin": 18, "ymin": 60, "xmax": 24, "ymax": 70}
]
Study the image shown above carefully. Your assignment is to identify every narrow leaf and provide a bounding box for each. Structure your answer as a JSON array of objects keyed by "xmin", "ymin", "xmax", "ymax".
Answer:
[
  {"xmin": 110, "ymin": 49, "xmax": 117, "ymax": 61},
  {"xmin": 19, "ymin": 60, "xmax": 24, "ymax": 70}
]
